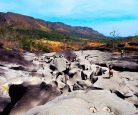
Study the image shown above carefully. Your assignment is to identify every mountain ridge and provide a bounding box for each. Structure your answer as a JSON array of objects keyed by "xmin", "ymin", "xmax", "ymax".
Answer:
[{"xmin": 0, "ymin": 12, "xmax": 105, "ymax": 39}]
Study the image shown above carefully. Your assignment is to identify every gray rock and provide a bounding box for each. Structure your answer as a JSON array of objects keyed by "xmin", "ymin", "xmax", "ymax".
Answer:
[{"xmin": 26, "ymin": 90, "xmax": 137, "ymax": 115}]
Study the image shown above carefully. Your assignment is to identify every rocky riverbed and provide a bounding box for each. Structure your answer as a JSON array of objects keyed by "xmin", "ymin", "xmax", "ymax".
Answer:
[{"xmin": 0, "ymin": 50, "xmax": 137, "ymax": 115}]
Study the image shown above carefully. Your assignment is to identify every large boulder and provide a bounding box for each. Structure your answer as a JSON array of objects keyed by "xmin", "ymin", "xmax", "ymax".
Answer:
[
  {"xmin": 1, "ymin": 82, "xmax": 61, "ymax": 115},
  {"xmin": 26, "ymin": 90, "xmax": 137, "ymax": 115}
]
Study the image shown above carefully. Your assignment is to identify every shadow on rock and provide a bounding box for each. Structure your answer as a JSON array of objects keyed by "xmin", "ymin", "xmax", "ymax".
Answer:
[{"xmin": 0, "ymin": 49, "xmax": 30, "ymax": 66}]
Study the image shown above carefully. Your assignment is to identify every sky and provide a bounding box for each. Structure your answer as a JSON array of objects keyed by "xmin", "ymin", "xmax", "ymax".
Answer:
[{"xmin": 0, "ymin": 0, "xmax": 138, "ymax": 37}]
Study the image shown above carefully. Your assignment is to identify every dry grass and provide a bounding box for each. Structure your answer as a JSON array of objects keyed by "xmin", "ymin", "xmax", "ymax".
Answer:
[{"xmin": 86, "ymin": 42, "xmax": 104, "ymax": 47}]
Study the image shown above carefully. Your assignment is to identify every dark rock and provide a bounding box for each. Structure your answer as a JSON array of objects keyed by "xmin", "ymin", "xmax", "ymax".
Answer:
[
  {"xmin": 0, "ymin": 97, "xmax": 10, "ymax": 114},
  {"xmin": 10, "ymin": 66, "xmax": 25, "ymax": 71},
  {"xmin": 49, "ymin": 65, "xmax": 57, "ymax": 71},
  {"xmin": 90, "ymin": 73, "xmax": 98, "ymax": 84},
  {"xmin": 63, "ymin": 68, "xmax": 70, "ymax": 75},
  {"xmin": 81, "ymin": 71, "xmax": 87, "ymax": 80},
  {"xmin": 111, "ymin": 90, "xmax": 132, "ymax": 100},
  {"xmin": 2, "ymin": 82, "xmax": 61, "ymax": 115},
  {"xmin": 2, "ymin": 84, "xmax": 27, "ymax": 115},
  {"xmin": 0, "ymin": 42, "xmax": 4, "ymax": 48},
  {"xmin": 0, "ymin": 48, "xmax": 30, "ymax": 66},
  {"xmin": 112, "ymin": 63, "xmax": 138, "ymax": 72},
  {"xmin": 128, "ymin": 42, "xmax": 138, "ymax": 46},
  {"xmin": 98, "ymin": 59, "xmax": 138, "ymax": 72}
]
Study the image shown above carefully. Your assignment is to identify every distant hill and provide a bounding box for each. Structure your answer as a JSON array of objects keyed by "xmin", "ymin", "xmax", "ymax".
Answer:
[
  {"xmin": 0, "ymin": 12, "xmax": 105, "ymax": 40},
  {"xmin": 42, "ymin": 21, "xmax": 105, "ymax": 39}
]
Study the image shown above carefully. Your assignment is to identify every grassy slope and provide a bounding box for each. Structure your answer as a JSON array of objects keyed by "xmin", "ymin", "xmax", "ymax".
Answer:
[{"xmin": 0, "ymin": 26, "xmax": 137, "ymax": 52}]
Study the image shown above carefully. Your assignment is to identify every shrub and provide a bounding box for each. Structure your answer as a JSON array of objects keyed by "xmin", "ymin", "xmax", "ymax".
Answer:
[{"xmin": 19, "ymin": 38, "xmax": 50, "ymax": 52}]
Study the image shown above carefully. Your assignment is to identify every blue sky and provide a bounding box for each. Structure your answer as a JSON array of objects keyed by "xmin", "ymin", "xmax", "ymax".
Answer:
[{"xmin": 0, "ymin": 0, "xmax": 138, "ymax": 37}]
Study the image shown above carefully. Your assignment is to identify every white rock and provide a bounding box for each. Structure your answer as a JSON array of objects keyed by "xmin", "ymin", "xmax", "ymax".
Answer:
[{"xmin": 26, "ymin": 90, "xmax": 137, "ymax": 115}]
